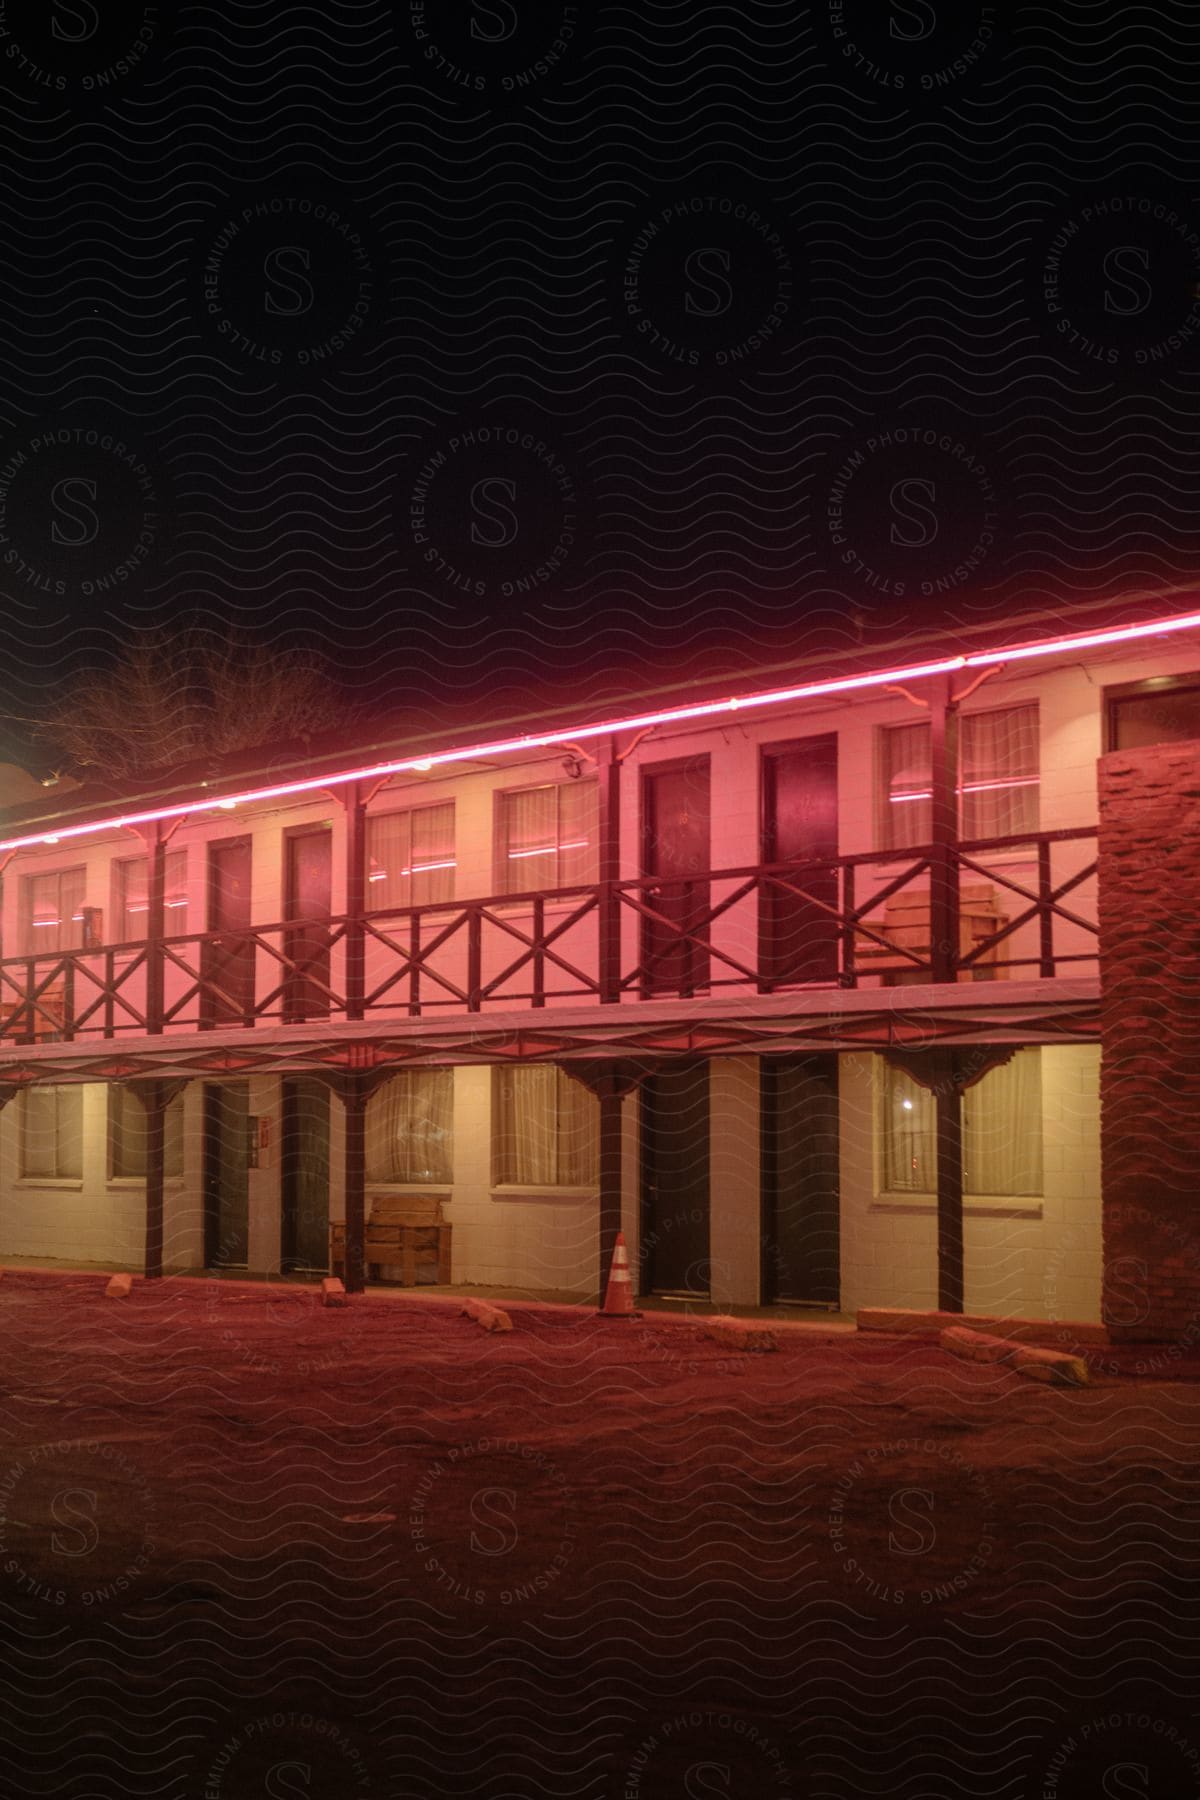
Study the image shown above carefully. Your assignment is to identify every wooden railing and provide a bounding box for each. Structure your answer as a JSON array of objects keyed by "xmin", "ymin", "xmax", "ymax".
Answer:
[{"xmin": 0, "ymin": 827, "xmax": 1099, "ymax": 1043}]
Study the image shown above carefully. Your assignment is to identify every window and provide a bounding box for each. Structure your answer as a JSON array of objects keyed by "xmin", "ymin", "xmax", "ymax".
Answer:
[
  {"xmin": 365, "ymin": 1070, "xmax": 453, "ymax": 1183},
  {"xmin": 366, "ymin": 804, "xmax": 455, "ymax": 909},
  {"xmin": 496, "ymin": 781, "xmax": 598, "ymax": 894},
  {"xmin": 21, "ymin": 868, "xmax": 86, "ymax": 955},
  {"xmin": 492, "ymin": 1066, "xmax": 599, "ymax": 1187},
  {"xmin": 882, "ymin": 1050, "xmax": 1043, "ymax": 1198},
  {"xmin": 1106, "ymin": 674, "xmax": 1200, "ymax": 751},
  {"xmin": 115, "ymin": 850, "xmax": 189, "ymax": 941},
  {"xmin": 20, "ymin": 1087, "xmax": 83, "ymax": 1180},
  {"xmin": 882, "ymin": 704, "xmax": 1039, "ymax": 848},
  {"xmin": 109, "ymin": 1085, "xmax": 184, "ymax": 1180}
]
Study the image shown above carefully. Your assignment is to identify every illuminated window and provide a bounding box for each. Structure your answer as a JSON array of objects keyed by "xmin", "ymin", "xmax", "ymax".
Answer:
[
  {"xmin": 492, "ymin": 1066, "xmax": 598, "ymax": 1187},
  {"xmin": 365, "ymin": 1070, "xmax": 453, "ymax": 1183},
  {"xmin": 882, "ymin": 704, "xmax": 1039, "ymax": 848},
  {"xmin": 1106, "ymin": 674, "xmax": 1200, "ymax": 750},
  {"xmin": 114, "ymin": 851, "xmax": 189, "ymax": 941},
  {"xmin": 495, "ymin": 781, "xmax": 598, "ymax": 894},
  {"xmin": 882, "ymin": 1051, "xmax": 1043, "ymax": 1198},
  {"xmin": 109, "ymin": 1085, "xmax": 184, "ymax": 1180},
  {"xmin": 365, "ymin": 804, "xmax": 455, "ymax": 909},
  {"xmin": 20, "ymin": 868, "xmax": 86, "ymax": 956},
  {"xmin": 21, "ymin": 1087, "xmax": 83, "ymax": 1180}
]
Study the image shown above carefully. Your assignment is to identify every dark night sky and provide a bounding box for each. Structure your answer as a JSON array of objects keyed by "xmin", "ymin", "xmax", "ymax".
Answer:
[{"xmin": 2, "ymin": 3, "xmax": 1200, "ymax": 768}]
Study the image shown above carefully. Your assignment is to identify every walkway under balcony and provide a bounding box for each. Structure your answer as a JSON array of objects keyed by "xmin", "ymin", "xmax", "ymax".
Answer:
[{"xmin": 0, "ymin": 828, "xmax": 1099, "ymax": 1082}]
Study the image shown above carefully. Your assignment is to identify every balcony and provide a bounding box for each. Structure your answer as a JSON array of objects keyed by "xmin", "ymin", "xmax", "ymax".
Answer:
[{"xmin": 0, "ymin": 827, "xmax": 1099, "ymax": 1049}]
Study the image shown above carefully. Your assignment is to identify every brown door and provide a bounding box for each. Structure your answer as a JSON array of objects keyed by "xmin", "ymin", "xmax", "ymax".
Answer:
[
  {"xmin": 640, "ymin": 1062, "xmax": 711, "ymax": 1296},
  {"xmin": 284, "ymin": 826, "xmax": 332, "ymax": 1021},
  {"xmin": 281, "ymin": 1077, "xmax": 331, "ymax": 1271},
  {"xmin": 202, "ymin": 837, "xmax": 254, "ymax": 1027},
  {"xmin": 760, "ymin": 735, "xmax": 839, "ymax": 987},
  {"xmin": 641, "ymin": 759, "xmax": 711, "ymax": 996},
  {"xmin": 203, "ymin": 1082, "xmax": 250, "ymax": 1268},
  {"xmin": 761, "ymin": 1054, "xmax": 840, "ymax": 1306}
]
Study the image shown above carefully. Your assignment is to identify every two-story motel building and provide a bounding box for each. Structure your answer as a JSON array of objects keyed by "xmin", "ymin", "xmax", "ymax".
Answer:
[{"xmin": 2, "ymin": 598, "xmax": 1199, "ymax": 1340}]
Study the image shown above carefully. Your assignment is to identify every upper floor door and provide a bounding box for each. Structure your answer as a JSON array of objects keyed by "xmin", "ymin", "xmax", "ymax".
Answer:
[
  {"xmin": 641, "ymin": 758, "xmax": 711, "ymax": 996},
  {"xmin": 202, "ymin": 836, "xmax": 254, "ymax": 1027},
  {"xmin": 284, "ymin": 825, "xmax": 332, "ymax": 1022},
  {"xmin": 760, "ymin": 734, "xmax": 839, "ymax": 988}
]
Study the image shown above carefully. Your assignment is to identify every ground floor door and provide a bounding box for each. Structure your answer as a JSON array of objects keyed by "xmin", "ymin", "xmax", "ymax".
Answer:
[
  {"xmin": 640, "ymin": 1061, "xmax": 710, "ymax": 1296},
  {"xmin": 203, "ymin": 1082, "xmax": 250, "ymax": 1269},
  {"xmin": 280, "ymin": 1078, "xmax": 331, "ymax": 1272},
  {"xmin": 761, "ymin": 1054, "xmax": 840, "ymax": 1306}
]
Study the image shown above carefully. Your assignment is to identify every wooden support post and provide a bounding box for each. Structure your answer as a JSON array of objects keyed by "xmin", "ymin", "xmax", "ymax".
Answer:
[
  {"xmin": 342, "ymin": 1077, "xmax": 370, "ymax": 1295},
  {"xmin": 561, "ymin": 1057, "xmax": 658, "ymax": 1301},
  {"xmin": 597, "ymin": 736, "xmax": 621, "ymax": 1004},
  {"xmin": 935, "ymin": 1078, "xmax": 964, "ymax": 1314},
  {"xmin": 145, "ymin": 825, "xmax": 166, "ymax": 1035},
  {"xmin": 885, "ymin": 1047, "xmax": 1015, "ymax": 1320},
  {"xmin": 344, "ymin": 784, "xmax": 367, "ymax": 1022},
  {"xmin": 928, "ymin": 678, "xmax": 960, "ymax": 984},
  {"xmin": 128, "ymin": 1078, "xmax": 188, "ymax": 1281}
]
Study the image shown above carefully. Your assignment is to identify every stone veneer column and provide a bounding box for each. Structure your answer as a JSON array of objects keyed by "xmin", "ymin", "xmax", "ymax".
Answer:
[{"xmin": 1099, "ymin": 742, "xmax": 1200, "ymax": 1344}]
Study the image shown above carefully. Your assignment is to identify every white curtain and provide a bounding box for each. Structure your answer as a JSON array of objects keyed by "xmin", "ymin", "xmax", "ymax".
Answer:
[
  {"xmin": 117, "ymin": 851, "xmax": 188, "ymax": 941},
  {"xmin": 365, "ymin": 1070, "xmax": 453, "ymax": 1182},
  {"xmin": 110, "ymin": 1086, "xmax": 184, "ymax": 1179},
  {"xmin": 24, "ymin": 868, "xmax": 86, "ymax": 955},
  {"xmin": 557, "ymin": 780, "xmax": 598, "ymax": 888},
  {"xmin": 22, "ymin": 1088, "xmax": 83, "ymax": 1179},
  {"xmin": 884, "ymin": 723, "xmax": 932, "ymax": 849},
  {"xmin": 367, "ymin": 805, "xmax": 455, "ymax": 910},
  {"xmin": 499, "ymin": 787, "xmax": 558, "ymax": 893},
  {"xmin": 960, "ymin": 705, "xmax": 1039, "ymax": 840},
  {"xmin": 493, "ymin": 1066, "xmax": 598, "ymax": 1185},
  {"xmin": 883, "ymin": 1050, "xmax": 1042, "ymax": 1198},
  {"xmin": 963, "ymin": 1050, "xmax": 1043, "ymax": 1196}
]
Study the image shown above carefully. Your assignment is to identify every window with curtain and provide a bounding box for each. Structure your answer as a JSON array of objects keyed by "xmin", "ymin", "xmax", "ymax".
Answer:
[
  {"xmin": 365, "ymin": 1070, "xmax": 454, "ymax": 1183},
  {"xmin": 882, "ymin": 1049, "xmax": 1043, "ymax": 1197},
  {"xmin": 492, "ymin": 1065, "xmax": 599, "ymax": 1187},
  {"xmin": 881, "ymin": 704, "xmax": 1039, "ymax": 848},
  {"xmin": 109, "ymin": 1085, "xmax": 184, "ymax": 1180},
  {"xmin": 21, "ymin": 868, "xmax": 86, "ymax": 955},
  {"xmin": 365, "ymin": 804, "xmax": 455, "ymax": 909},
  {"xmin": 21, "ymin": 1087, "xmax": 83, "ymax": 1179},
  {"xmin": 496, "ymin": 781, "xmax": 598, "ymax": 894},
  {"xmin": 115, "ymin": 851, "xmax": 189, "ymax": 941}
]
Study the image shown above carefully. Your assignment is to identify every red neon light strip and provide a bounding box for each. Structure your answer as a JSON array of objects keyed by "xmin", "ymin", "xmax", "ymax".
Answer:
[{"xmin": 5, "ymin": 607, "xmax": 1199, "ymax": 856}]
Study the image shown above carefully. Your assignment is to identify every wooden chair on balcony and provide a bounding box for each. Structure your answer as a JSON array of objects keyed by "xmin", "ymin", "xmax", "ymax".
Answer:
[
  {"xmin": 855, "ymin": 883, "xmax": 1009, "ymax": 985},
  {"xmin": 329, "ymin": 1192, "xmax": 452, "ymax": 1286},
  {"xmin": 0, "ymin": 988, "xmax": 67, "ymax": 1041}
]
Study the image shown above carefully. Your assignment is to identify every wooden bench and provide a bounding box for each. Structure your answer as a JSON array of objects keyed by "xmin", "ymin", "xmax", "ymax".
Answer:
[
  {"xmin": 856, "ymin": 883, "xmax": 1009, "ymax": 985},
  {"xmin": 329, "ymin": 1192, "xmax": 452, "ymax": 1286}
]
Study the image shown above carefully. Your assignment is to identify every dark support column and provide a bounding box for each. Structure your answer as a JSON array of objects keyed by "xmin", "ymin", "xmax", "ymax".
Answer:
[
  {"xmin": 885, "ymin": 1048, "xmax": 1014, "ymax": 1318},
  {"xmin": 345, "ymin": 783, "xmax": 367, "ymax": 1022},
  {"xmin": 145, "ymin": 826, "xmax": 166, "ymax": 1035},
  {"xmin": 596, "ymin": 736, "xmax": 621, "ymax": 1004},
  {"xmin": 935, "ymin": 1079, "xmax": 964, "ymax": 1314},
  {"xmin": 562, "ymin": 1058, "xmax": 658, "ymax": 1300},
  {"xmin": 342, "ymin": 1078, "xmax": 370, "ymax": 1294},
  {"xmin": 928, "ymin": 678, "xmax": 960, "ymax": 984},
  {"xmin": 128, "ymin": 1078, "xmax": 188, "ymax": 1280}
]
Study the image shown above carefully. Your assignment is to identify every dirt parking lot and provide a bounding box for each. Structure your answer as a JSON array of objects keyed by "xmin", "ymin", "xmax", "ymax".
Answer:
[{"xmin": 0, "ymin": 1270, "xmax": 1196, "ymax": 1798}]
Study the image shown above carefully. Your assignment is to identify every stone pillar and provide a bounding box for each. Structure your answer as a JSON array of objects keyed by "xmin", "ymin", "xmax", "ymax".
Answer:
[{"xmin": 1099, "ymin": 742, "xmax": 1200, "ymax": 1344}]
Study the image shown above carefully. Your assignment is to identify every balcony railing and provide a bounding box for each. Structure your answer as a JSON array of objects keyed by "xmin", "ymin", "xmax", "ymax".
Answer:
[{"xmin": 0, "ymin": 827, "xmax": 1099, "ymax": 1044}]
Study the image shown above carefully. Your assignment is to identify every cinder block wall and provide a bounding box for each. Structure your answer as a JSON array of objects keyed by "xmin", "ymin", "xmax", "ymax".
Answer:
[{"xmin": 1099, "ymin": 742, "xmax": 1200, "ymax": 1344}]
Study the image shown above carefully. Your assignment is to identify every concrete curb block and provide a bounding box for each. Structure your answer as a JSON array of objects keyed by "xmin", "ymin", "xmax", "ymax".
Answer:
[
  {"xmin": 859, "ymin": 1307, "xmax": 1108, "ymax": 1349},
  {"xmin": 700, "ymin": 1316, "xmax": 778, "ymax": 1353},
  {"xmin": 321, "ymin": 1278, "xmax": 348, "ymax": 1309},
  {"xmin": 104, "ymin": 1274, "xmax": 133, "ymax": 1299},
  {"xmin": 939, "ymin": 1325, "xmax": 1089, "ymax": 1386},
  {"xmin": 461, "ymin": 1298, "xmax": 513, "ymax": 1334}
]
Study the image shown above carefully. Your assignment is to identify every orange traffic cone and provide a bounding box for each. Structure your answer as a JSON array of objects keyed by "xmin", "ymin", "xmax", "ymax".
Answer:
[{"xmin": 597, "ymin": 1231, "xmax": 641, "ymax": 1319}]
